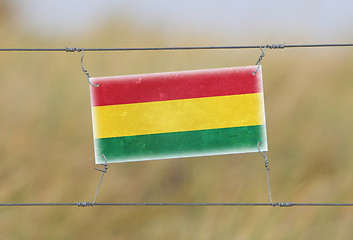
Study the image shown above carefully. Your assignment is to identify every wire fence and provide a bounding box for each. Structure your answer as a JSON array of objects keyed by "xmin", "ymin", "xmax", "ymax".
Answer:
[{"xmin": 1, "ymin": 42, "xmax": 353, "ymax": 207}]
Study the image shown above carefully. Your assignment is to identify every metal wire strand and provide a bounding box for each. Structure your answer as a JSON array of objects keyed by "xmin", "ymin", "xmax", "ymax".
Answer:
[
  {"xmin": 1, "ymin": 202, "xmax": 353, "ymax": 207},
  {"xmin": 92, "ymin": 154, "xmax": 108, "ymax": 206},
  {"xmin": 257, "ymin": 142, "xmax": 274, "ymax": 206},
  {"xmin": 252, "ymin": 45, "xmax": 267, "ymax": 75},
  {"xmin": 80, "ymin": 49, "xmax": 99, "ymax": 87},
  {"xmin": 1, "ymin": 43, "xmax": 353, "ymax": 52}
]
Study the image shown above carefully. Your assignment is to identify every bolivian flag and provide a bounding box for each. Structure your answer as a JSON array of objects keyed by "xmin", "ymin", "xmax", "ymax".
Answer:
[{"xmin": 90, "ymin": 66, "xmax": 267, "ymax": 164}]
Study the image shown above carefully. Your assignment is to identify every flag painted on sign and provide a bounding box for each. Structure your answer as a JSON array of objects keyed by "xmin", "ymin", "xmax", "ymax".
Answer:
[{"xmin": 90, "ymin": 66, "xmax": 267, "ymax": 164}]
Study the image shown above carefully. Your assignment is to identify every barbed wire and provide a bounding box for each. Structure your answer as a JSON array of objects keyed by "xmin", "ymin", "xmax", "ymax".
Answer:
[{"xmin": 0, "ymin": 43, "xmax": 352, "ymax": 52}]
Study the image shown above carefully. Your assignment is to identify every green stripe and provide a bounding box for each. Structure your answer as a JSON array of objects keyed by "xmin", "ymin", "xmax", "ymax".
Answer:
[{"xmin": 94, "ymin": 125, "xmax": 267, "ymax": 163}]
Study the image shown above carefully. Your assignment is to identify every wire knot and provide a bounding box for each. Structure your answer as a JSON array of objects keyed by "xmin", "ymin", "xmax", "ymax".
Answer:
[
  {"xmin": 257, "ymin": 142, "xmax": 270, "ymax": 170},
  {"xmin": 95, "ymin": 154, "xmax": 108, "ymax": 173},
  {"xmin": 264, "ymin": 159, "xmax": 270, "ymax": 170},
  {"xmin": 266, "ymin": 44, "xmax": 285, "ymax": 49},
  {"xmin": 76, "ymin": 202, "xmax": 93, "ymax": 207},
  {"xmin": 65, "ymin": 47, "xmax": 82, "ymax": 52},
  {"xmin": 273, "ymin": 202, "xmax": 293, "ymax": 207}
]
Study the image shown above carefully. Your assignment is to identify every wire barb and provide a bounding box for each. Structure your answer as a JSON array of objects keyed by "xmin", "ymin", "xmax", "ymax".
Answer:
[
  {"xmin": 257, "ymin": 142, "xmax": 274, "ymax": 205},
  {"xmin": 80, "ymin": 49, "xmax": 99, "ymax": 87},
  {"xmin": 92, "ymin": 154, "xmax": 108, "ymax": 206}
]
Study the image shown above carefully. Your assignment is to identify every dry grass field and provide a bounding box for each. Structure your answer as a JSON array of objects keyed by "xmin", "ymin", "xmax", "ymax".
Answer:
[{"xmin": 1, "ymin": 9, "xmax": 353, "ymax": 239}]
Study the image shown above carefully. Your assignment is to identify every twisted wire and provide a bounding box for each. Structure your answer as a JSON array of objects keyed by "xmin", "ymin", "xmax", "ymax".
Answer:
[
  {"xmin": 93, "ymin": 154, "xmax": 108, "ymax": 206},
  {"xmin": 257, "ymin": 142, "xmax": 274, "ymax": 205},
  {"xmin": 80, "ymin": 49, "xmax": 98, "ymax": 87}
]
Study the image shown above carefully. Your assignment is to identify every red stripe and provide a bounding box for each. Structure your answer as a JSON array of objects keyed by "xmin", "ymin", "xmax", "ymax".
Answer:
[{"xmin": 90, "ymin": 66, "xmax": 262, "ymax": 107}]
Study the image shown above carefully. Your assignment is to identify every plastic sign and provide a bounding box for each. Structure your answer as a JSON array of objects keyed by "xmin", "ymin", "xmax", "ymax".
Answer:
[{"xmin": 90, "ymin": 66, "xmax": 267, "ymax": 164}]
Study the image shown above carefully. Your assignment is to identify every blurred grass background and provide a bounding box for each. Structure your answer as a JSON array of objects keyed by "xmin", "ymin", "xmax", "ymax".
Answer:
[{"xmin": 1, "ymin": 1, "xmax": 353, "ymax": 239}]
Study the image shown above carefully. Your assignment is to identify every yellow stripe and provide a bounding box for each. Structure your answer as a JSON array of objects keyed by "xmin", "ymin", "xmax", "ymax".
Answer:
[{"xmin": 92, "ymin": 93, "xmax": 265, "ymax": 139}]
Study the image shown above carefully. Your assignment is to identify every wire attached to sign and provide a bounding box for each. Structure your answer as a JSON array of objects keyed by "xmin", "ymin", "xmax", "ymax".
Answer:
[
  {"xmin": 252, "ymin": 43, "xmax": 286, "ymax": 75},
  {"xmin": 66, "ymin": 47, "xmax": 98, "ymax": 87},
  {"xmin": 252, "ymin": 46, "xmax": 267, "ymax": 75},
  {"xmin": 80, "ymin": 49, "xmax": 99, "ymax": 87},
  {"xmin": 92, "ymin": 154, "xmax": 108, "ymax": 206},
  {"xmin": 257, "ymin": 142, "xmax": 274, "ymax": 205}
]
